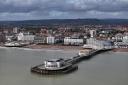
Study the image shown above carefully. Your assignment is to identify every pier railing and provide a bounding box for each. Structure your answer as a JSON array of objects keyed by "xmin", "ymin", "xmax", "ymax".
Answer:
[{"xmin": 66, "ymin": 48, "xmax": 112, "ymax": 64}]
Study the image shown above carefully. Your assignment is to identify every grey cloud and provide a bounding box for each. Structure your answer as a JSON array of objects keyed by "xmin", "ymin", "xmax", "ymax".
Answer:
[
  {"xmin": 0, "ymin": 0, "xmax": 128, "ymax": 20},
  {"xmin": 0, "ymin": 0, "xmax": 128, "ymax": 13}
]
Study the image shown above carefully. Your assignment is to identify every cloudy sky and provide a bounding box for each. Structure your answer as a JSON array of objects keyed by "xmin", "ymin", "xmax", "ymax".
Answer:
[{"xmin": 0, "ymin": 0, "xmax": 128, "ymax": 21}]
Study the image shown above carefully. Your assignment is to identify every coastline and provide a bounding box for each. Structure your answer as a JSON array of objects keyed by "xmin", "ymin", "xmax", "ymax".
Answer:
[
  {"xmin": 0, "ymin": 44, "xmax": 81, "ymax": 53},
  {"xmin": 112, "ymin": 48, "xmax": 128, "ymax": 52},
  {"xmin": 1, "ymin": 43, "xmax": 128, "ymax": 52},
  {"xmin": 25, "ymin": 44, "xmax": 128, "ymax": 52},
  {"xmin": 24, "ymin": 44, "xmax": 82, "ymax": 51}
]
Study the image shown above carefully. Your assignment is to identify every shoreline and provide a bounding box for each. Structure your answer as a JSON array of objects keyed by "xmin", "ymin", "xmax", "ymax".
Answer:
[
  {"xmin": 112, "ymin": 48, "xmax": 128, "ymax": 52},
  {"xmin": 24, "ymin": 44, "xmax": 82, "ymax": 51},
  {"xmin": 24, "ymin": 44, "xmax": 128, "ymax": 52},
  {"xmin": 0, "ymin": 44, "xmax": 82, "ymax": 52},
  {"xmin": 1, "ymin": 43, "xmax": 128, "ymax": 52}
]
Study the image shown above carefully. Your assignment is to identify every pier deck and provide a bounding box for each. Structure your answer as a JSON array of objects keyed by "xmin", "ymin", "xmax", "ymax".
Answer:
[
  {"xmin": 31, "ymin": 48, "xmax": 112, "ymax": 75},
  {"xmin": 67, "ymin": 48, "xmax": 112, "ymax": 64}
]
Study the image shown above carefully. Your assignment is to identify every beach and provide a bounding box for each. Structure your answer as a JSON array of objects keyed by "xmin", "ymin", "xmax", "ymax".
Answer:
[
  {"xmin": 24, "ymin": 44, "xmax": 82, "ymax": 51},
  {"xmin": 1, "ymin": 43, "xmax": 128, "ymax": 52},
  {"xmin": 112, "ymin": 48, "xmax": 128, "ymax": 52}
]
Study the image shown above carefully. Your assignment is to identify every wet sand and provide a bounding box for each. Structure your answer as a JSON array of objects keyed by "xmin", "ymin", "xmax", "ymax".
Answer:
[
  {"xmin": 113, "ymin": 48, "xmax": 128, "ymax": 52},
  {"xmin": 24, "ymin": 44, "xmax": 82, "ymax": 51},
  {"xmin": 2, "ymin": 43, "xmax": 128, "ymax": 52}
]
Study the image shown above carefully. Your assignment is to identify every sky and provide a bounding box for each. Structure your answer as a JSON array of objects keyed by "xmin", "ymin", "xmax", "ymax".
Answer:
[{"xmin": 0, "ymin": 0, "xmax": 128, "ymax": 21}]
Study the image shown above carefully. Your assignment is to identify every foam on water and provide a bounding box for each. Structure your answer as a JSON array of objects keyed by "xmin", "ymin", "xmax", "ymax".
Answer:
[{"xmin": 0, "ymin": 47, "xmax": 63, "ymax": 52}]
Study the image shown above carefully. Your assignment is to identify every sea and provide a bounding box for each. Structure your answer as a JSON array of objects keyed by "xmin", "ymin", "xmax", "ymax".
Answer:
[{"xmin": 0, "ymin": 47, "xmax": 128, "ymax": 85}]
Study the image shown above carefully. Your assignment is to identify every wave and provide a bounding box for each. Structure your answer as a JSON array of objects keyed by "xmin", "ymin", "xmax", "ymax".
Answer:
[
  {"xmin": 0, "ymin": 46, "xmax": 9, "ymax": 49},
  {"xmin": 0, "ymin": 46, "xmax": 78, "ymax": 53},
  {"xmin": 15, "ymin": 47, "xmax": 63, "ymax": 52}
]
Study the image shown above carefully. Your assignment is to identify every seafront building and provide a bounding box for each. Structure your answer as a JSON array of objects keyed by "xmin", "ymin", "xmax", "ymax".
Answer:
[
  {"xmin": 34, "ymin": 35, "xmax": 46, "ymax": 44},
  {"xmin": 17, "ymin": 32, "xmax": 35, "ymax": 42},
  {"xmin": 13, "ymin": 27, "xmax": 19, "ymax": 34},
  {"xmin": 114, "ymin": 42, "xmax": 128, "ymax": 48},
  {"xmin": 46, "ymin": 36, "xmax": 55, "ymax": 44},
  {"xmin": 123, "ymin": 33, "xmax": 128, "ymax": 43},
  {"xmin": 5, "ymin": 34, "xmax": 14, "ymax": 41},
  {"xmin": 114, "ymin": 32, "xmax": 128, "ymax": 48},
  {"xmin": 86, "ymin": 38, "xmax": 113, "ymax": 49},
  {"xmin": 114, "ymin": 33, "xmax": 124, "ymax": 42},
  {"xmin": 64, "ymin": 37, "xmax": 84, "ymax": 46},
  {"xmin": 90, "ymin": 30, "xmax": 97, "ymax": 38}
]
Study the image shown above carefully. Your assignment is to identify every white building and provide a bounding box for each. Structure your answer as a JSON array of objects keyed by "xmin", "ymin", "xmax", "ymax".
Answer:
[
  {"xmin": 86, "ymin": 38, "xmax": 113, "ymax": 49},
  {"xmin": 13, "ymin": 27, "xmax": 19, "ymax": 34},
  {"xmin": 114, "ymin": 33, "xmax": 128, "ymax": 48},
  {"xmin": 64, "ymin": 37, "xmax": 84, "ymax": 45},
  {"xmin": 114, "ymin": 33, "xmax": 123, "ymax": 42},
  {"xmin": 123, "ymin": 34, "xmax": 128, "ymax": 43},
  {"xmin": 5, "ymin": 35, "xmax": 14, "ymax": 41},
  {"xmin": 44, "ymin": 58, "xmax": 65, "ymax": 69},
  {"xmin": 17, "ymin": 32, "xmax": 35, "ymax": 42},
  {"xmin": 90, "ymin": 30, "xmax": 96, "ymax": 38},
  {"xmin": 34, "ymin": 36, "xmax": 46, "ymax": 44},
  {"xmin": 46, "ymin": 36, "xmax": 55, "ymax": 44},
  {"xmin": 114, "ymin": 42, "xmax": 128, "ymax": 48}
]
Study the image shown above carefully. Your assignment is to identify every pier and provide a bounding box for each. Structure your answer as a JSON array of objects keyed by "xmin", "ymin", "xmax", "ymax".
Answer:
[
  {"xmin": 66, "ymin": 48, "xmax": 112, "ymax": 64},
  {"xmin": 31, "ymin": 47, "xmax": 112, "ymax": 75}
]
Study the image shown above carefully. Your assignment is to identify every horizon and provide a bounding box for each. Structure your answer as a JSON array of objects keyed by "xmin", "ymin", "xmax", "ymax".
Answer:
[{"xmin": 1, "ymin": 18, "xmax": 128, "ymax": 22}]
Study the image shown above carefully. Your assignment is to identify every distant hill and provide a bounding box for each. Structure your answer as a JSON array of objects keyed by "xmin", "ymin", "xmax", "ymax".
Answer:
[{"xmin": 0, "ymin": 19, "xmax": 128, "ymax": 27}]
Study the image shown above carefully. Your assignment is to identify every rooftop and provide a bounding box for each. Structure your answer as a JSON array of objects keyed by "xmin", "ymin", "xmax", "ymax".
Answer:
[{"xmin": 46, "ymin": 58, "xmax": 64, "ymax": 62}]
